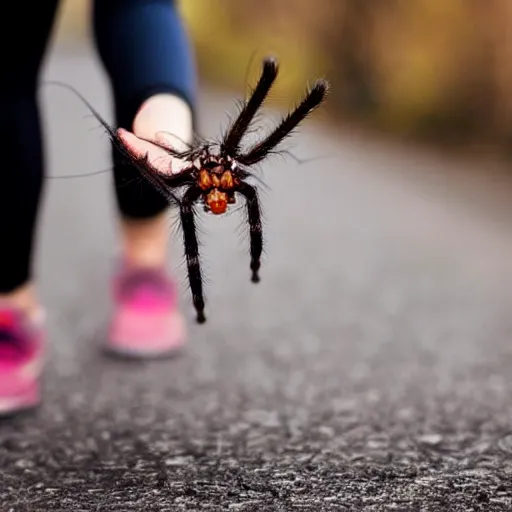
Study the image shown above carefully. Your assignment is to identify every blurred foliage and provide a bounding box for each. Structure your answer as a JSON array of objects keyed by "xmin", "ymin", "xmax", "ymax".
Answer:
[
  {"xmin": 179, "ymin": 0, "xmax": 512, "ymax": 149},
  {"xmin": 55, "ymin": 0, "xmax": 512, "ymax": 150}
]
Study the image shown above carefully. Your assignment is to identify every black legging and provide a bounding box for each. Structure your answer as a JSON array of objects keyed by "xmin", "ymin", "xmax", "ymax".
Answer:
[{"xmin": 0, "ymin": 0, "xmax": 197, "ymax": 293}]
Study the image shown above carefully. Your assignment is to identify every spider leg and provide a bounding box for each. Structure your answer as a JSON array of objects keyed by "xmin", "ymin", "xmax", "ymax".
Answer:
[
  {"xmin": 115, "ymin": 129, "xmax": 198, "ymax": 196},
  {"xmin": 180, "ymin": 186, "xmax": 207, "ymax": 323},
  {"xmin": 237, "ymin": 182, "xmax": 263, "ymax": 283},
  {"xmin": 220, "ymin": 57, "xmax": 279, "ymax": 157},
  {"xmin": 106, "ymin": 129, "xmax": 193, "ymax": 203},
  {"xmin": 115, "ymin": 143, "xmax": 193, "ymax": 205},
  {"xmin": 134, "ymin": 133, "xmax": 197, "ymax": 160},
  {"xmin": 237, "ymin": 79, "xmax": 329, "ymax": 166}
]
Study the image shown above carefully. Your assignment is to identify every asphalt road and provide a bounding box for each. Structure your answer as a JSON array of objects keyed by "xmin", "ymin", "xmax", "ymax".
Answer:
[{"xmin": 2, "ymin": 44, "xmax": 512, "ymax": 511}]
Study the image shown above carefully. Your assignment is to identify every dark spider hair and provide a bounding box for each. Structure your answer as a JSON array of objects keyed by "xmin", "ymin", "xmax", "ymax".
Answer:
[{"xmin": 47, "ymin": 57, "xmax": 329, "ymax": 324}]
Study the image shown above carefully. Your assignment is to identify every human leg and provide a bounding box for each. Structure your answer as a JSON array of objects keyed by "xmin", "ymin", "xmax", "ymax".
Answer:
[
  {"xmin": 93, "ymin": 0, "xmax": 197, "ymax": 355},
  {"xmin": 0, "ymin": 0, "xmax": 61, "ymax": 414},
  {"xmin": 0, "ymin": 0, "xmax": 61, "ymax": 314},
  {"xmin": 93, "ymin": 0, "xmax": 196, "ymax": 267}
]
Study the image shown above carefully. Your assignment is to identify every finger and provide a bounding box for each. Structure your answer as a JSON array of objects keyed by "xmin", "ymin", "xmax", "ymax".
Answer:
[{"xmin": 117, "ymin": 128, "xmax": 184, "ymax": 175}]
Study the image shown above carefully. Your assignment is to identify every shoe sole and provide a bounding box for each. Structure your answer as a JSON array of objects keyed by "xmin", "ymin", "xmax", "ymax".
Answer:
[
  {"xmin": 0, "ymin": 386, "xmax": 39, "ymax": 418},
  {"xmin": 103, "ymin": 341, "xmax": 184, "ymax": 360},
  {"xmin": 105, "ymin": 310, "xmax": 186, "ymax": 360}
]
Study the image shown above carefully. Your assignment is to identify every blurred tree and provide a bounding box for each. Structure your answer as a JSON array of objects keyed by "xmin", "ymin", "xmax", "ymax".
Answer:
[
  {"xmin": 474, "ymin": 0, "xmax": 512, "ymax": 146},
  {"xmin": 319, "ymin": 0, "xmax": 378, "ymax": 120}
]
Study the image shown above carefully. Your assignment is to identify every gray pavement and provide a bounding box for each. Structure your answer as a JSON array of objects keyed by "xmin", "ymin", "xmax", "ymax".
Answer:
[{"xmin": 2, "ymin": 43, "xmax": 512, "ymax": 510}]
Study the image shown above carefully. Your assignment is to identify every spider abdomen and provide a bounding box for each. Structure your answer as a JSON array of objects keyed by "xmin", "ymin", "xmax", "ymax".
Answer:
[{"xmin": 205, "ymin": 189, "xmax": 229, "ymax": 214}]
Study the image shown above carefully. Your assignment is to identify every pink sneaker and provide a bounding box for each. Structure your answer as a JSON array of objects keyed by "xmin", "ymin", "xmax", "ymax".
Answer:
[
  {"xmin": 0, "ymin": 305, "xmax": 45, "ymax": 416},
  {"xmin": 107, "ymin": 262, "xmax": 186, "ymax": 358}
]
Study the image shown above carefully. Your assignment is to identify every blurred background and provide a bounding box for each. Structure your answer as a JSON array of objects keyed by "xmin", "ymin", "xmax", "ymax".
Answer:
[
  {"xmin": 5, "ymin": 4, "xmax": 512, "ymax": 505},
  {"xmin": 56, "ymin": 0, "xmax": 512, "ymax": 155},
  {"xmin": 40, "ymin": 0, "xmax": 512, "ymax": 296}
]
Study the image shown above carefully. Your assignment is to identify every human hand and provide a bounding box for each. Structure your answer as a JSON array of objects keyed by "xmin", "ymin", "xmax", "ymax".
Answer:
[
  {"xmin": 117, "ymin": 128, "xmax": 190, "ymax": 176},
  {"xmin": 117, "ymin": 93, "xmax": 193, "ymax": 176}
]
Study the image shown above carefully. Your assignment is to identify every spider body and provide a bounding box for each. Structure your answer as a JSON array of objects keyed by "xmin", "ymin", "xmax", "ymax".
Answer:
[
  {"xmin": 194, "ymin": 157, "xmax": 239, "ymax": 214},
  {"xmin": 51, "ymin": 57, "xmax": 329, "ymax": 324}
]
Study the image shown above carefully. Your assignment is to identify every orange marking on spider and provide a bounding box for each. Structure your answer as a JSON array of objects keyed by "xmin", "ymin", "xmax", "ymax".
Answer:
[
  {"xmin": 211, "ymin": 174, "xmax": 221, "ymax": 188},
  {"xmin": 199, "ymin": 168, "xmax": 238, "ymax": 214},
  {"xmin": 220, "ymin": 170, "xmax": 234, "ymax": 189},
  {"xmin": 206, "ymin": 189, "xmax": 229, "ymax": 215},
  {"xmin": 198, "ymin": 169, "xmax": 212, "ymax": 190}
]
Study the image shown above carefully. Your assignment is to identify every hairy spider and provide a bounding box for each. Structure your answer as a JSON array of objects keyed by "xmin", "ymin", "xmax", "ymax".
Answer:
[{"xmin": 49, "ymin": 57, "xmax": 329, "ymax": 324}]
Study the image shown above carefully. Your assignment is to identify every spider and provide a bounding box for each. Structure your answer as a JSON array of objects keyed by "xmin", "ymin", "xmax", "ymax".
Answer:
[{"xmin": 49, "ymin": 57, "xmax": 329, "ymax": 323}]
